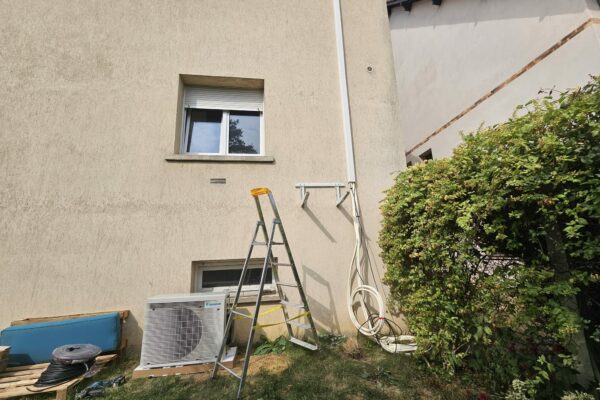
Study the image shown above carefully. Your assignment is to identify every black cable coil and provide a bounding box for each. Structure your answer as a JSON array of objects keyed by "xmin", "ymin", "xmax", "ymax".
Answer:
[
  {"xmin": 30, "ymin": 344, "xmax": 102, "ymax": 390},
  {"xmin": 33, "ymin": 359, "xmax": 93, "ymax": 387}
]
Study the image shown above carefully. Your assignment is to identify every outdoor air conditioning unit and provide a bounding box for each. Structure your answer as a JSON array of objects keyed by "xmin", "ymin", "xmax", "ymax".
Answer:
[{"xmin": 140, "ymin": 292, "xmax": 228, "ymax": 368}]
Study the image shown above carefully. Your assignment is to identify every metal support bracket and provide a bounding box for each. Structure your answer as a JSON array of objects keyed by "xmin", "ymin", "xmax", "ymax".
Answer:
[
  {"xmin": 295, "ymin": 183, "xmax": 349, "ymax": 208},
  {"xmin": 335, "ymin": 186, "xmax": 350, "ymax": 207},
  {"xmin": 299, "ymin": 187, "xmax": 310, "ymax": 208}
]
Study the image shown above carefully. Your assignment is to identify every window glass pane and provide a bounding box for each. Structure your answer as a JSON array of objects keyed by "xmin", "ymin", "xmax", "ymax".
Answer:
[
  {"xmin": 419, "ymin": 149, "xmax": 433, "ymax": 161},
  {"xmin": 228, "ymin": 111, "xmax": 260, "ymax": 154},
  {"xmin": 187, "ymin": 109, "xmax": 222, "ymax": 153},
  {"xmin": 202, "ymin": 268, "xmax": 272, "ymax": 289}
]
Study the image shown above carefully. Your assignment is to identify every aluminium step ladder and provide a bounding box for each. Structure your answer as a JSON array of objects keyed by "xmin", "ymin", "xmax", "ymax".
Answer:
[{"xmin": 211, "ymin": 187, "xmax": 319, "ymax": 399}]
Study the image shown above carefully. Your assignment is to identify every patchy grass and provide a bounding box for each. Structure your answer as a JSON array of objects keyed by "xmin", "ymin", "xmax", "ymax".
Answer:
[{"xmin": 16, "ymin": 337, "xmax": 477, "ymax": 400}]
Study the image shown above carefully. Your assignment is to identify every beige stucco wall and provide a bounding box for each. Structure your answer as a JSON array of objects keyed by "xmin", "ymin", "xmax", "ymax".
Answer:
[
  {"xmin": 390, "ymin": 0, "xmax": 600, "ymax": 160},
  {"xmin": 0, "ymin": 0, "xmax": 404, "ymax": 346}
]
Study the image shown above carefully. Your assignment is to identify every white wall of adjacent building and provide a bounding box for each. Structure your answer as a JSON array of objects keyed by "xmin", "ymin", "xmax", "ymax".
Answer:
[{"xmin": 390, "ymin": 0, "xmax": 600, "ymax": 161}]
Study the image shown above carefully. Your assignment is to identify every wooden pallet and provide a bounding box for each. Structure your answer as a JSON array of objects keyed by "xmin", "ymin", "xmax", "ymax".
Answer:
[
  {"xmin": 10, "ymin": 311, "xmax": 129, "ymax": 327},
  {"xmin": 0, "ymin": 354, "xmax": 116, "ymax": 400},
  {"xmin": 132, "ymin": 347, "xmax": 237, "ymax": 379},
  {"xmin": 0, "ymin": 348, "xmax": 9, "ymax": 360},
  {"xmin": 0, "ymin": 347, "xmax": 9, "ymax": 374}
]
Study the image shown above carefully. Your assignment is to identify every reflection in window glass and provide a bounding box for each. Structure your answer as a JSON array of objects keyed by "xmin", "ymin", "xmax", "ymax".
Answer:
[
  {"xmin": 187, "ymin": 109, "xmax": 222, "ymax": 154},
  {"xmin": 228, "ymin": 111, "xmax": 260, "ymax": 154}
]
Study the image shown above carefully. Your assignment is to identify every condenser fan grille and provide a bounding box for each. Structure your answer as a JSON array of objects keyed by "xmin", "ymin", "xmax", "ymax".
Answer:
[{"xmin": 141, "ymin": 299, "xmax": 225, "ymax": 367}]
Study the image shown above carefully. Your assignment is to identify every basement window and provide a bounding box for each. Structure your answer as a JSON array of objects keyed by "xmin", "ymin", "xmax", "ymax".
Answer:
[
  {"xmin": 192, "ymin": 259, "xmax": 273, "ymax": 293},
  {"xmin": 181, "ymin": 86, "xmax": 264, "ymax": 156}
]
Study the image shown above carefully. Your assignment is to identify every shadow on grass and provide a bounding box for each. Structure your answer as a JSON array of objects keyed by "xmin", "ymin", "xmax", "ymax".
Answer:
[
  {"xmin": 17, "ymin": 339, "xmax": 470, "ymax": 400},
  {"xmin": 242, "ymin": 340, "xmax": 466, "ymax": 400}
]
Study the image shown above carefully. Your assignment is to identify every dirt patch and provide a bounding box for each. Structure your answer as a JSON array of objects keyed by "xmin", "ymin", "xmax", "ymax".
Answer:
[
  {"xmin": 342, "ymin": 338, "xmax": 364, "ymax": 360},
  {"xmin": 191, "ymin": 352, "xmax": 290, "ymax": 382},
  {"xmin": 246, "ymin": 353, "xmax": 290, "ymax": 375}
]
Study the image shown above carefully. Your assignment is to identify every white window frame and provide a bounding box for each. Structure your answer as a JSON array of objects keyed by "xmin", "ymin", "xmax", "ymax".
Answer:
[
  {"xmin": 192, "ymin": 259, "xmax": 275, "ymax": 294},
  {"xmin": 180, "ymin": 85, "xmax": 265, "ymax": 156}
]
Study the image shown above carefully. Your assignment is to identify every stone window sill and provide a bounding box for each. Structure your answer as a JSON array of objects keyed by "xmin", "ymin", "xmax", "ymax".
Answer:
[{"xmin": 166, "ymin": 155, "xmax": 275, "ymax": 163}]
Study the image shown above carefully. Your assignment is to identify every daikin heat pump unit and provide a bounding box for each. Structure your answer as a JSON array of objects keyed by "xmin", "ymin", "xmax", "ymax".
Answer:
[{"xmin": 140, "ymin": 292, "xmax": 227, "ymax": 368}]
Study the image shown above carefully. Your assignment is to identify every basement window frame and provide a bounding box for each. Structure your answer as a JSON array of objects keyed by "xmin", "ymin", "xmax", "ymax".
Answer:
[
  {"xmin": 191, "ymin": 259, "xmax": 275, "ymax": 295},
  {"xmin": 179, "ymin": 86, "xmax": 265, "ymax": 157}
]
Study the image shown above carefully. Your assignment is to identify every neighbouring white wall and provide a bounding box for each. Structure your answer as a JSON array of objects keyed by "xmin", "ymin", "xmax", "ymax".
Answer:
[{"xmin": 390, "ymin": 0, "xmax": 600, "ymax": 160}]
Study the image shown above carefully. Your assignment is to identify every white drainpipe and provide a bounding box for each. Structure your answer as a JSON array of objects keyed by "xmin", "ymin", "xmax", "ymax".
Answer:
[
  {"xmin": 333, "ymin": 0, "xmax": 382, "ymax": 336},
  {"xmin": 333, "ymin": 0, "xmax": 357, "ymax": 184}
]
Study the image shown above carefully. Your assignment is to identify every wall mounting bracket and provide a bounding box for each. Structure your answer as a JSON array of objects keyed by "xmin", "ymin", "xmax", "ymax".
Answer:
[{"xmin": 295, "ymin": 183, "xmax": 349, "ymax": 208}]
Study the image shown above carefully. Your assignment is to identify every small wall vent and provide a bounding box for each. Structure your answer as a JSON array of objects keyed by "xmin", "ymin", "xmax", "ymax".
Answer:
[{"xmin": 210, "ymin": 178, "xmax": 226, "ymax": 184}]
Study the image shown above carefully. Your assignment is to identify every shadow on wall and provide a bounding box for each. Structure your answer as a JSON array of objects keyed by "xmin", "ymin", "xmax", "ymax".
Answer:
[
  {"xmin": 389, "ymin": 0, "xmax": 591, "ymax": 30},
  {"xmin": 229, "ymin": 303, "xmax": 288, "ymax": 344},
  {"xmin": 302, "ymin": 264, "xmax": 341, "ymax": 334},
  {"xmin": 302, "ymin": 205, "xmax": 336, "ymax": 243},
  {"xmin": 336, "ymin": 203, "xmax": 354, "ymax": 225},
  {"xmin": 122, "ymin": 311, "xmax": 143, "ymax": 353}
]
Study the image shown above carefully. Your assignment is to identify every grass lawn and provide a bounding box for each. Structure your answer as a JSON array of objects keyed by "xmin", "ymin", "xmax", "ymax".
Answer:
[{"xmin": 17, "ymin": 337, "xmax": 477, "ymax": 400}]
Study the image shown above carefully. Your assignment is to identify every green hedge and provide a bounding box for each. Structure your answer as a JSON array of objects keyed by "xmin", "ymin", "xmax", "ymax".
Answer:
[{"xmin": 380, "ymin": 77, "xmax": 600, "ymax": 397}]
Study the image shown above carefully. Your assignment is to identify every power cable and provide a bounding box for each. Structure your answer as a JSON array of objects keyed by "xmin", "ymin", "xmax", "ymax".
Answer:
[{"xmin": 27, "ymin": 344, "xmax": 101, "ymax": 392}]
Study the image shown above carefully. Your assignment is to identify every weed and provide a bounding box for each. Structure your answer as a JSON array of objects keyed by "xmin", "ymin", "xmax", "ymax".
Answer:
[
  {"xmin": 318, "ymin": 333, "xmax": 346, "ymax": 347},
  {"xmin": 254, "ymin": 336, "xmax": 288, "ymax": 355}
]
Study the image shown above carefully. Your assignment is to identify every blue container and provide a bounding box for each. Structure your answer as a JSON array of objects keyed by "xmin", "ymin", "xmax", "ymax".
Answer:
[{"xmin": 0, "ymin": 313, "xmax": 120, "ymax": 366}]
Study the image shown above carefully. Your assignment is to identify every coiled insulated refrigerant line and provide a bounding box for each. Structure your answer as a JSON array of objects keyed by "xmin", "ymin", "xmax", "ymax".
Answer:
[{"xmin": 346, "ymin": 183, "xmax": 384, "ymax": 337}]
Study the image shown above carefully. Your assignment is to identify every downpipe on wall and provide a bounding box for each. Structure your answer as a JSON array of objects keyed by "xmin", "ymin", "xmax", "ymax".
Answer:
[{"xmin": 332, "ymin": 0, "xmax": 416, "ymax": 353}]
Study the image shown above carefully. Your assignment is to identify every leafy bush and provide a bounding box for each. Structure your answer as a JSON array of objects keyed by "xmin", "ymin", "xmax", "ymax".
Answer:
[
  {"xmin": 560, "ymin": 392, "xmax": 595, "ymax": 400},
  {"xmin": 380, "ymin": 77, "xmax": 600, "ymax": 396}
]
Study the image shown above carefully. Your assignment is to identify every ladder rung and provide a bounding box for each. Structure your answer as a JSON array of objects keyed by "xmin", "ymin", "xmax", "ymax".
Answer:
[
  {"xmin": 286, "ymin": 320, "xmax": 311, "ymax": 330},
  {"xmin": 252, "ymin": 241, "xmax": 285, "ymax": 246},
  {"xmin": 231, "ymin": 310, "xmax": 252, "ymax": 319},
  {"xmin": 276, "ymin": 282, "xmax": 298, "ymax": 288},
  {"xmin": 216, "ymin": 362, "xmax": 242, "ymax": 380},
  {"xmin": 272, "ymin": 262, "xmax": 292, "ymax": 267},
  {"xmin": 289, "ymin": 337, "xmax": 318, "ymax": 351},
  {"xmin": 281, "ymin": 300, "xmax": 305, "ymax": 309}
]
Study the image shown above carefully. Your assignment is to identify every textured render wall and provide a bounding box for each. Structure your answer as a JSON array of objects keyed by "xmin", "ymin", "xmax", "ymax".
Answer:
[
  {"xmin": 390, "ymin": 0, "xmax": 600, "ymax": 159},
  {"xmin": 0, "ymin": 1, "xmax": 404, "ymax": 344}
]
